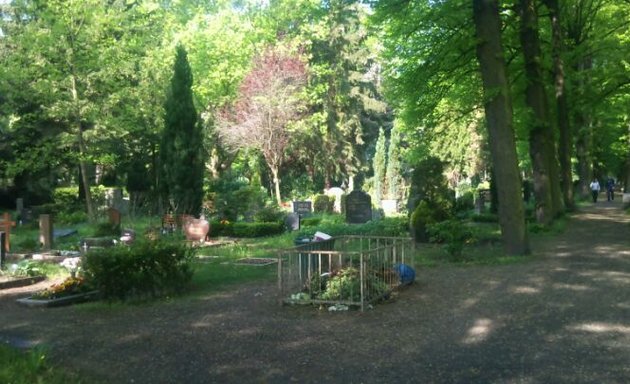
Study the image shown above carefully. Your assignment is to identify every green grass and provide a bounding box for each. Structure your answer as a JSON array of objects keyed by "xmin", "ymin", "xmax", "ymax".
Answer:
[{"xmin": 0, "ymin": 344, "xmax": 86, "ymax": 384}]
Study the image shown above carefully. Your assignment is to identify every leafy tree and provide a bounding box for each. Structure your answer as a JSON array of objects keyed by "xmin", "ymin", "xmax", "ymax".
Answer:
[
  {"xmin": 216, "ymin": 46, "xmax": 307, "ymax": 206},
  {"xmin": 160, "ymin": 44, "xmax": 205, "ymax": 216},
  {"xmin": 473, "ymin": 0, "xmax": 529, "ymax": 255},
  {"xmin": 385, "ymin": 122, "xmax": 405, "ymax": 202}
]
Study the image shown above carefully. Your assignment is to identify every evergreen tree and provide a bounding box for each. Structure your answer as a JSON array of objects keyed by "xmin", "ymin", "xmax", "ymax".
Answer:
[
  {"xmin": 385, "ymin": 123, "xmax": 404, "ymax": 202},
  {"xmin": 160, "ymin": 45, "xmax": 205, "ymax": 216},
  {"xmin": 372, "ymin": 128, "xmax": 387, "ymax": 205}
]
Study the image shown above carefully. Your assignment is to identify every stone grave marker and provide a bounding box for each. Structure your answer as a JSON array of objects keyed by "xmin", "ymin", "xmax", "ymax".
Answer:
[
  {"xmin": 345, "ymin": 190, "xmax": 372, "ymax": 224},
  {"xmin": 285, "ymin": 213, "xmax": 300, "ymax": 231},
  {"xmin": 108, "ymin": 207, "xmax": 121, "ymax": 228},
  {"xmin": 39, "ymin": 214, "xmax": 53, "ymax": 251},
  {"xmin": 16, "ymin": 198, "xmax": 24, "ymax": 223},
  {"xmin": 325, "ymin": 187, "xmax": 345, "ymax": 213},
  {"xmin": 0, "ymin": 232, "xmax": 5, "ymax": 268},
  {"xmin": 292, "ymin": 201, "xmax": 312, "ymax": 216},
  {"xmin": 0, "ymin": 213, "xmax": 16, "ymax": 252}
]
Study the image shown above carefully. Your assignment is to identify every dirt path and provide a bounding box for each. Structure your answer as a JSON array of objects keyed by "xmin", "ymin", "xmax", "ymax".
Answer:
[{"xmin": 1, "ymin": 200, "xmax": 629, "ymax": 383}]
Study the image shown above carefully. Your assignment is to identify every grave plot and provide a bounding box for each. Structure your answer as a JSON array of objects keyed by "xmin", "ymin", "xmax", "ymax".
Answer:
[{"xmin": 278, "ymin": 236, "xmax": 415, "ymax": 311}]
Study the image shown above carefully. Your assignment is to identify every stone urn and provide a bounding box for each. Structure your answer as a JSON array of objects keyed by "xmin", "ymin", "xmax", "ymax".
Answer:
[{"xmin": 183, "ymin": 218, "xmax": 210, "ymax": 243}]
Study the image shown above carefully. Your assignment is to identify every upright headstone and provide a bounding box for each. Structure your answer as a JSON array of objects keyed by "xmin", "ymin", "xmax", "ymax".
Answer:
[
  {"xmin": 39, "ymin": 214, "xmax": 53, "ymax": 251},
  {"xmin": 0, "ymin": 232, "xmax": 5, "ymax": 268},
  {"xmin": 16, "ymin": 198, "xmax": 24, "ymax": 223},
  {"xmin": 285, "ymin": 213, "xmax": 300, "ymax": 231},
  {"xmin": 325, "ymin": 187, "xmax": 345, "ymax": 213},
  {"xmin": 292, "ymin": 201, "xmax": 312, "ymax": 216},
  {"xmin": 345, "ymin": 190, "xmax": 372, "ymax": 224},
  {"xmin": 108, "ymin": 207, "xmax": 121, "ymax": 228}
]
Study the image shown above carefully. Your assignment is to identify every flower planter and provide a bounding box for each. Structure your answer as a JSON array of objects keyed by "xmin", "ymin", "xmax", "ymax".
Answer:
[
  {"xmin": 0, "ymin": 275, "xmax": 46, "ymax": 290},
  {"xmin": 16, "ymin": 290, "xmax": 100, "ymax": 308}
]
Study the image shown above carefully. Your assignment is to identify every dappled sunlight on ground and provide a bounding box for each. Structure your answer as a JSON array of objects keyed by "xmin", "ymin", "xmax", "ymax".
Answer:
[
  {"xmin": 551, "ymin": 283, "xmax": 594, "ymax": 291},
  {"xmin": 509, "ymin": 286, "xmax": 541, "ymax": 294},
  {"xmin": 567, "ymin": 322, "xmax": 630, "ymax": 335},
  {"xmin": 462, "ymin": 318, "xmax": 494, "ymax": 345}
]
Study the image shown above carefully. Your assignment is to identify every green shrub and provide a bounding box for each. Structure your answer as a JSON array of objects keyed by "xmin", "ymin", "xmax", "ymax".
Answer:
[
  {"xmin": 209, "ymin": 221, "xmax": 284, "ymax": 238},
  {"xmin": 82, "ymin": 239, "xmax": 196, "ymax": 300},
  {"xmin": 53, "ymin": 187, "xmax": 80, "ymax": 209},
  {"xmin": 313, "ymin": 194, "xmax": 333, "ymax": 213},
  {"xmin": 16, "ymin": 238, "xmax": 39, "ymax": 252},
  {"xmin": 455, "ymin": 191, "xmax": 475, "ymax": 213},
  {"xmin": 427, "ymin": 219, "xmax": 475, "ymax": 260},
  {"xmin": 253, "ymin": 206, "xmax": 284, "ymax": 223},
  {"xmin": 233, "ymin": 222, "xmax": 284, "ymax": 237},
  {"xmin": 93, "ymin": 221, "xmax": 121, "ymax": 237},
  {"xmin": 319, "ymin": 267, "xmax": 388, "ymax": 302},
  {"xmin": 410, "ymin": 200, "xmax": 450, "ymax": 243},
  {"xmin": 298, "ymin": 216, "xmax": 409, "ymax": 238},
  {"xmin": 471, "ymin": 213, "xmax": 499, "ymax": 223},
  {"xmin": 56, "ymin": 211, "xmax": 88, "ymax": 225},
  {"xmin": 7, "ymin": 260, "xmax": 42, "ymax": 277},
  {"xmin": 301, "ymin": 217, "xmax": 322, "ymax": 227}
]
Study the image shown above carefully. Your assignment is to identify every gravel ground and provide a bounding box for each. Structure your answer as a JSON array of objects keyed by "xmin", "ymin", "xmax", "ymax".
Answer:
[{"xmin": 1, "ymin": 200, "xmax": 629, "ymax": 383}]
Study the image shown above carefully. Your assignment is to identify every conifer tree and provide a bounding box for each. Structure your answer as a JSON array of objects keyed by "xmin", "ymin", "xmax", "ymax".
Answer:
[
  {"xmin": 385, "ymin": 123, "xmax": 404, "ymax": 202},
  {"xmin": 160, "ymin": 44, "xmax": 205, "ymax": 216},
  {"xmin": 372, "ymin": 128, "xmax": 387, "ymax": 205}
]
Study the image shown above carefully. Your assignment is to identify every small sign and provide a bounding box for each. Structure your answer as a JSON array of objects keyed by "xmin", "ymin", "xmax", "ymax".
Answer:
[{"xmin": 292, "ymin": 201, "xmax": 312, "ymax": 215}]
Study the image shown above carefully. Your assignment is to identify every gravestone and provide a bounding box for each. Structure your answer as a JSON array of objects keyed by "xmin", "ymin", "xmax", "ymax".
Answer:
[
  {"xmin": 325, "ymin": 187, "xmax": 345, "ymax": 213},
  {"xmin": 39, "ymin": 214, "xmax": 53, "ymax": 251},
  {"xmin": 381, "ymin": 199, "xmax": 398, "ymax": 216},
  {"xmin": 285, "ymin": 213, "xmax": 300, "ymax": 231},
  {"xmin": 16, "ymin": 198, "xmax": 24, "ymax": 223},
  {"xmin": 292, "ymin": 201, "xmax": 312, "ymax": 216},
  {"xmin": 0, "ymin": 232, "xmax": 5, "ymax": 268},
  {"xmin": 108, "ymin": 207, "xmax": 121, "ymax": 228},
  {"xmin": 345, "ymin": 190, "xmax": 372, "ymax": 224},
  {"xmin": 0, "ymin": 213, "xmax": 16, "ymax": 252}
]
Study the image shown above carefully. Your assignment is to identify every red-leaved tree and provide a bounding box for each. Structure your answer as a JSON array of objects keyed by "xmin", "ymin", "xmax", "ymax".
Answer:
[{"xmin": 217, "ymin": 47, "xmax": 307, "ymax": 206}]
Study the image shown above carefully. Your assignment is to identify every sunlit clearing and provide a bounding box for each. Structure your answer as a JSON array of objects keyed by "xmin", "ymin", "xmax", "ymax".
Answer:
[
  {"xmin": 567, "ymin": 322, "xmax": 630, "ymax": 335},
  {"xmin": 463, "ymin": 318, "xmax": 493, "ymax": 344}
]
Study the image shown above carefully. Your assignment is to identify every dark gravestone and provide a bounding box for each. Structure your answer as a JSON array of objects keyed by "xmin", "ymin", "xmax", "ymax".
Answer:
[
  {"xmin": 292, "ymin": 201, "xmax": 312, "ymax": 216},
  {"xmin": 285, "ymin": 213, "xmax": 300, "ymax": 231},
  {"xmin": 345, "ymin": 190, "xmax": 372, "ymax": 224},
  {"xmin": 0, "ymin": 232, "xmax": 5, "ymax": 268}
]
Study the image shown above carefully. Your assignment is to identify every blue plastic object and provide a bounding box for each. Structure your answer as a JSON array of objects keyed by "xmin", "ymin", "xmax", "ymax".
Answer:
[{"xmin": 396, "ymin": 264, "xmax": 416, "ymax": 285}]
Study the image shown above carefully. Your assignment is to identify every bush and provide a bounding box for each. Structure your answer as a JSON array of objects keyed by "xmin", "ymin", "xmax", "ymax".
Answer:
[
  {"xmin": 427, "ymin": 219, "xmax": 475, "ymax": 260},
  {"xmin": 56, "ymin": 211, "xmax": 88, "ymax": 225},
  {"xmin": 455, "ymin": 191, "xmax": 475, "ymax": 213},
  {"xmin": 471, "ymin": 213, "xmax": 499, "ymax": 223},
  {"xmin": 209, "ymin": 221, "xmax": 284, "ymax": 238},
  {"xmin": 93, "ymin": 221, "xmax": 121, "ymax": 237},
  {"xmin": 319, "ymin": 267, "xmax": 388, "ymax": 302},
  {"xmin": 300, "ymin": 217, "xmax": 322, "ymax": 227},
  {"xmin": 410, "ymin": 200, "xmax": 451, "ymax": 243},
  {"xmin": 82, "ymin": 239, "xmax": 196, "ymax": 300},
  {"xmin": 253, "ymin": 206, "xmax": 284, "ymax": 223},
  {"xmin": 313, "ymin": 194, "xmax": 334, "ymax": 213},
  {"xmin": 298, "ymin": 216, "xmax": 409, "ymax": 238}
]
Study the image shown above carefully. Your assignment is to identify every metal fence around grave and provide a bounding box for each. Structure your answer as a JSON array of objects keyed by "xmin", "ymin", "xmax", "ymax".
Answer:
[{"xmin": 278, "ymin": 236, "xmax": 414, "ymax": 311}]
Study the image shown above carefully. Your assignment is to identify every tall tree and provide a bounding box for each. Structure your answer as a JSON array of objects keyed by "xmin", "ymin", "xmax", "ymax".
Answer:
[
  {"xmin": 518, "ymin": 0, "xmax": 563, "ymax": 223},
  {"xmin": 385, "ymin": 122, "xmax": 405, "ymax": 202},
  {"xmin": 372, "ymin": 128, "xmax": 387, "ymax": 204},
  {"xmin": 160, "ymin": 44, "xmax": 205, "ymax": 216},
  {"xmin": 473, "ymin": 0, "xmax": 529, "ymax": 255},
  {"xmin": 216, "ymin": 46, "xmax": 307, "ymax": 206}
]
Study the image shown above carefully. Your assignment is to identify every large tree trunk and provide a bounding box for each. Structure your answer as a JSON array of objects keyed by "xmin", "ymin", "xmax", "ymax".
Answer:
[
  {"xmin": 545, "ymin": 0, "xmax": 575, "ymax": 210},
  {"xmin": 473, "ymin": 0, "xmax": 530, "ymax": 255},
  {"xmin": 71, "ymin": 74, "xmax": 95, "ymax": 221},
  {"xmin": 519, "ymin": 0, "xmax": 562, "ymax": 224},
  {"xmin": 574, "ymin": 56, "xmax": 594, "ymax": 198}
]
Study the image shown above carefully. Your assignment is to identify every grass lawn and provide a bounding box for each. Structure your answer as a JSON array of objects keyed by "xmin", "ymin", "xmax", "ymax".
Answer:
[{"xmin": 0, "ymin": 344, "xmax": 86, "ymax": 384}]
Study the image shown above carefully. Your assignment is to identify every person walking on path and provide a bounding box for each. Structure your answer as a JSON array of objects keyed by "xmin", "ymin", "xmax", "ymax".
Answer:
[
  {"xmin": 606, "ymin": 178, "xmax": 615, "ymax": 201},
  {"xmin": 589, "ymin": 178, "xmax": 601, "ymax": 202}
]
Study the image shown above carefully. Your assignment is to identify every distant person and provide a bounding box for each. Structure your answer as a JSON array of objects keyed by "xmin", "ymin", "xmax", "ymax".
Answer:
[
  {"xmin": 606, "ymin": 178, "xmax": 615, "ymax": 201},
  {"xmin": 590, "ymin": 179, "xmax": 601, "ymax": 203}
]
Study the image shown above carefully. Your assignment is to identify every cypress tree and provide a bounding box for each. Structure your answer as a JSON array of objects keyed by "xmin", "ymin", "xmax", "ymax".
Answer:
[
  {"xmin": 385, "ymin": 124, "xmax": 403, "ymax": 201},
  {"xmin": 372, "ymin": 128, "xmax": 387, "ymax": 205},
  {"xmin": 160, "ymin": 44, "xmax": 205, "ymax": 216}
]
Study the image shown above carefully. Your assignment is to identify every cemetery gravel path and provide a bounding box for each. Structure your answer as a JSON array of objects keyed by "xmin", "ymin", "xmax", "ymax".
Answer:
[{"xmin": 1, "ymin": 200, "xmax": 629, "ymax": 383}]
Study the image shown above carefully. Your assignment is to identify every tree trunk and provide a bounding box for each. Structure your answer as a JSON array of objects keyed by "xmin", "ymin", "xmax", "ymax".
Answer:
[
  {"xmin": 545, "ymin": 0, "xmax": 574, "ymax": 210},
  {"xmin": 270, "ymin": 165, "xmax": 282, "ymax": 207},
  {"xmin": 519, "ymin": 0, "xmax": 562, "ymax": 224},
  {"xmin": 71, "ymin": 74, "xmax": 95, "ymax": 221},
  {"xmin": 473, "ymin": 0, "xmax": 530, "ymax": 255}
]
